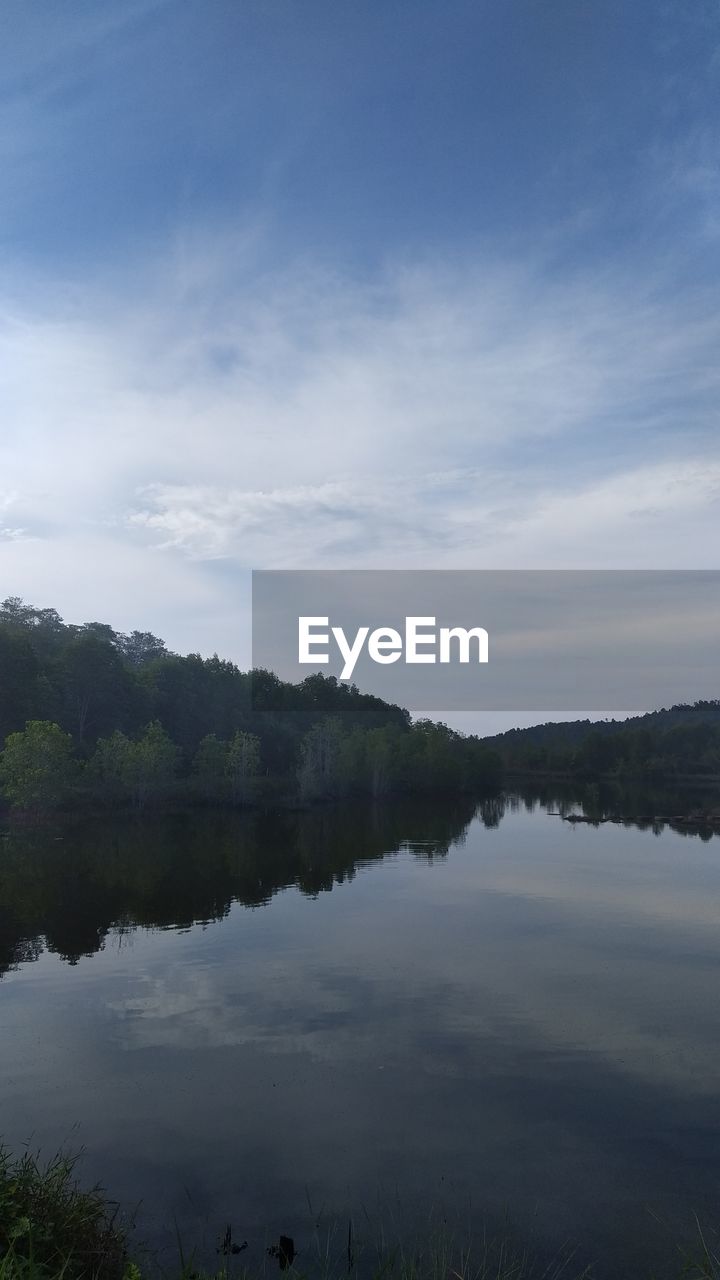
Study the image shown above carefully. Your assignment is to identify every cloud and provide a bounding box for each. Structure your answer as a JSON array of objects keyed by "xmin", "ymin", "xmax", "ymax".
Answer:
[
  {"xmin": 1, "ymin": 242, "xmax": 720, "ymax": 653},
  {"xmin": 123, "ymin": 454, "xmax": 720, "ymax": 572},
  {"xmin": 100, "ymin": 831, "xmax": 720, "ymax": 1099}
]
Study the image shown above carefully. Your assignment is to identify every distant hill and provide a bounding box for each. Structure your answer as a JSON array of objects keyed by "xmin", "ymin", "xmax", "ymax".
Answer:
[
  {"xmin": 486, "ymin": 701, "xmax": 720, "ymax": 749},
  {"xmin": 484, "ymin": 701, "xmax": 720, "ymax": 778}
]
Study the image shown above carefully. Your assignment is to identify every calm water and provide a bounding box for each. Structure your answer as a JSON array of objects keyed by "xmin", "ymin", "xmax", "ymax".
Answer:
[{"xmin": 2, "ymin": 791, "xmax": 720, "ymax": 1277}]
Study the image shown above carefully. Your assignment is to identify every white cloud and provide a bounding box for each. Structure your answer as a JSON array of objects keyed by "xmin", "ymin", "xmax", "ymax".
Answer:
[{"xmin": 1, "ymin": 243, "xmax": 719, "ymax": 654}]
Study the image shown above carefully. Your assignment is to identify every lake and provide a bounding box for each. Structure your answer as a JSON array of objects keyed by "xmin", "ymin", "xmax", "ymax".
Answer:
[{"xmin": 2, "ymin": 789, "xmax": 720, "ymax": 1278}]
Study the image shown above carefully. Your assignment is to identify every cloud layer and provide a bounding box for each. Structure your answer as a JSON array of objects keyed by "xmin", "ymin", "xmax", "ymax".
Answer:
[{"xmin": 1, "ymin": 241, "xmax": 719, "ymax": 661}]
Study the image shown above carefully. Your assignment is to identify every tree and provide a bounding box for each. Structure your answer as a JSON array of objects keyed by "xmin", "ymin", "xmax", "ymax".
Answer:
[
  {"xmin": 226, "ymin": 730, "xmax": 260, "ymax": 804},
  {"xmin": 59, "ymin": 633, "xmax": 132, "ymax": 743},
  {"xmin": 126, "ymin": 721, "xmax": 178, "ymax": 809},
  {"xmin": 0, "ymin": 629, "xmax": 39, "ymax": 741},
  {"xmin": 118, "ymin": 630, "xmax": 168, "ymax": 667},
  {"xmin": 80, "ymin": 622, "xmax": 118, "ymax": 645},
  {"xmin": 362, "ymin": 726, "xmax": 397, "ymax": 796},
  {"xmin": 193, "ymin": 733, "xmax": 230, "ymax": 801},
  {"xmin": 0, "ymin": 596, "xmax": 34, "ymax": 628},
  {"xmin": 90, "ymin": 730, "xmax": 134, "ymax": 803},
  {"xmin": 0, "ymin": 720, "xmax": 75, "ymax": 813},
  {"xmin": 0, "ymin": 598, "xmax": 66, "ymax": 660},
  {"xmin": 91, "ymin": 722, "xmax": 177, "ymax": 809},
  {"xmin": 297, "ymin": 719, "xmax": 345, "ymax": 801}
]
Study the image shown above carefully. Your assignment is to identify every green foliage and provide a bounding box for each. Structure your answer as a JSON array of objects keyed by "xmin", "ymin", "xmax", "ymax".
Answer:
[
  {"xmin": 0, "ymin": 599, "xmax": 503, "ymax": 811},
  {"xmin": 193, "ymin": 734, "xmax": 230, "ymax": 801},
  {"xmin": 0, "ymin": 599, "xmax": 410, "ymax": 774},
  {"xmin": 91, "ymin": 722, "xmax": 177, "ymax": 810},
  {"xmin": 491, "ymin": 702, "xmax": 720, "ymax": 780},
  {"xmin": 297, "ymin": 718, "xmax": 502, "ymax": 802},
  {"xmin": 117, "ymin": 630, "xmax": 167, "ymax": 667},
  {"xmin": 129, "ymin": 722, "xmax": 177, "ymax": 808},
  {"xmin": 191, "ymin": 731, "xmax": 262, "ymax": 805},
  {"xmin": 0, "ymin": 1146, "xmax": 126, "ymax": 1280},
  {"xmin": 90, "ymin": 731, "xmax": 134, "ymax": 803},
  {"xmin": 226, "ymin": 731, "xmax": 260, "ymax": 804},
  {"xmin": 298, "ymin": 718, "xmax": 346, "ymax": 800},
  {"xmin": 0, "ymin": 721, "xmax": 75, "ymax": 813},
  {"xmin": 0, "ymin": 631, "xmax": 39, "ymax": 743},
  {"xmin": 60, "ymin": 634, "xmax": 133, "ymax": 744},
  {"xmin": 681, "ymin": 1220, "xmax": 720, "ymax": 1280}
]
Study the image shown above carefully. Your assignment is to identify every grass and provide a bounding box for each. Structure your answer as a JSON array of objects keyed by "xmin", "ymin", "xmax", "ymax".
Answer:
[
  {"xmin": 296, "ymin": 1215, "xmax": 590, "ymax": 1280},
  {"xmin": 677, "ymin": 1218, "xmax": 720, "ymax": 1280},
  {"xmin": 0, "ymin": 1149, "xmax": 589, "ymax": 1280},
  {"xmin": 0, "ymin": 1148, "xmax": 126, "ymax": 1280},
  {"xmin": 1, "ymin": 1145, "xmax": 719, "ymax": 1280},
  {"xmin": 167, "ymin": 1217, "xmax": 589, "ymax": 1280}
]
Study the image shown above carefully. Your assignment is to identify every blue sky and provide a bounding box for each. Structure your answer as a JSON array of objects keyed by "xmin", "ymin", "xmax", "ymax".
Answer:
[
  {"xmin": 2, "ymin": 1, "xmax": 717, "ymax": 271},
  {"xmin": 1, "ymin": 0, "xmax": 719, "ymax": 698}
]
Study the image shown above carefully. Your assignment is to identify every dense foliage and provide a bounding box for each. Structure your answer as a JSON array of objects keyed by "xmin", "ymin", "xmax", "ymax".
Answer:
[
  {"xmin": 0, "ymin": 599, "xmax": 501, "ymax": 811},
  {"xmin": 0, "ymin": 1147, "xmax": 126, "ymax": 1280},
  {"xmin": 488, "ymin": 702, "xmax": 720, "ymax": 779},
  {"xmin": 4, "ymin": 596, "xmax": 717, "ymax": 808}
]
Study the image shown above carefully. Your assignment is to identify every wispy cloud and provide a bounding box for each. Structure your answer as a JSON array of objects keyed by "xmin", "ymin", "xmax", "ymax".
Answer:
[{"xmin": 1, "ymin": 241, "xmax": 719, "ymax": 651}]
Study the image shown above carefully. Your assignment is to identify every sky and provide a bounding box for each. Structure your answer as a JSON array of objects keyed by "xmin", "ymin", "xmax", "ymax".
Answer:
[{"xmin": 1, "ymin": 0, "xmax": 719, "ymax": 727}]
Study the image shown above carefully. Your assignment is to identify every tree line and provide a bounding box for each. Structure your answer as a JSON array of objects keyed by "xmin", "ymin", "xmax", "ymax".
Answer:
[
  {"xmin": 488, "ymin": 702, "xmax": 720, "ymax": 779},
  {"xmin": 0, "ymin": 598, "xmax": 502, "ymax": 813}
]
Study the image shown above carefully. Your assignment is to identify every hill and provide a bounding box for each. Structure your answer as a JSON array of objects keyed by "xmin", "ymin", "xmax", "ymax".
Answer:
[
  {"xmin": 485, "ymin": 701, "xmax": 720, "ymax": 778},
  {"xmin": 0, "ymin": 597, "xmax": 502, "ymax": 811}
]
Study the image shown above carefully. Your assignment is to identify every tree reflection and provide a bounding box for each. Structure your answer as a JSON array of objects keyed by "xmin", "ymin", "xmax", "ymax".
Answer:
[
  {"xmin": 0, "ymin": 795, "xmax": 480, "ymax": 975},
  {"xmin": 2, "ymin": 781, "xmax": 717, "ymax": 980}
]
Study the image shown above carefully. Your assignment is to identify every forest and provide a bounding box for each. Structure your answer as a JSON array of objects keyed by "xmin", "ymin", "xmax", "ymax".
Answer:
[
  {"xmin": 488, "ymin": 701, "xmax": 720, "ymax": 779},
  {"xmin": 2, "ymin": 597, "xmax": 719, "ymax": 814},
  {"xmin": 0, "ymin": 597, "xmax": 502, "ymax": 812}
]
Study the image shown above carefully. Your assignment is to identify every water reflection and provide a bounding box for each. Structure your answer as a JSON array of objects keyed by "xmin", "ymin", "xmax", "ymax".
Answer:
[
  {"xmin": 0, "ymin": 795, "xmax": 486, "ymax": 976},
  {"xmin": 2, "ymin": 784, "xmax": 720, "ymax": 980},
  {"xmin": 2, "ymin": 785, "xmax": 720, "ymax": 1279}
]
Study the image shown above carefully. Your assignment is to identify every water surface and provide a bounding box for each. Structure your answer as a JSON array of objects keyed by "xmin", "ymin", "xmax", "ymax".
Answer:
[{"xmin": 2, "ymin": 791, "xmax": 720, "ymax": 1276}]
